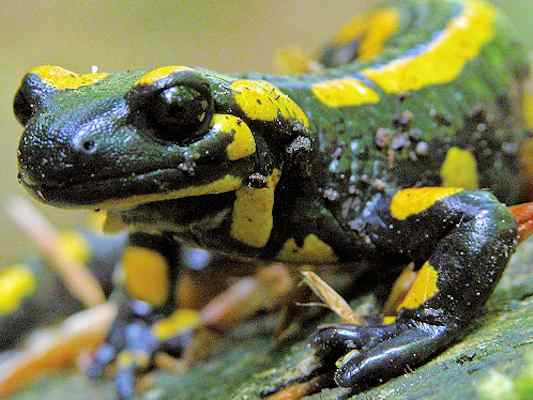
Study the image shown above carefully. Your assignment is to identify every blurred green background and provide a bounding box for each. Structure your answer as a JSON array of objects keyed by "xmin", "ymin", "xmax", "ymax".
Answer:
[{"xmin": 0, "ymin": 0, "xmax": 531, "ymax": 261}]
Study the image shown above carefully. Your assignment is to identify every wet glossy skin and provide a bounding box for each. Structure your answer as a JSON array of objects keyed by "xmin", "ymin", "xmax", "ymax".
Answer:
[{"xmin": 11, "ymin": 0, "xmax": 531, "ymax": 398}]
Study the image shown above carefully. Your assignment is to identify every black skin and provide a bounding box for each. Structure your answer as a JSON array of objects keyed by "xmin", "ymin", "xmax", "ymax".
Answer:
[{"xmin": 12, "ymin": 70, "xmax": 522, "ymax": 398}]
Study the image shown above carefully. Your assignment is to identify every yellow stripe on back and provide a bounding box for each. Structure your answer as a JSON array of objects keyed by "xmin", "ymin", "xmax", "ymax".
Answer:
[
  {"xmin": 135, "ymin": 65, "xmax": 192, "ymax": 86},
  {"xmin": 362, "ymin": 0, "xmax": 496, "ymax": 93},
  {"xmin": 390, "ymin": 187, "xmax": 463, "ymax": 220},
  {"xmin": 312, "ymin": 78, "xmax": 380, "ymax": 108},
  {"xmin": 332, "ymin": 8, "xmax": 400, "ymax": 62},
  {"xmin": 30, "ymin": 65, "xmax": 108, "ymax": 90}
]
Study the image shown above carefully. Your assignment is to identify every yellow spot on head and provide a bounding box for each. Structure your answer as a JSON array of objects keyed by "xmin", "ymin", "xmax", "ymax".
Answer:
[
  {"xmin": 0, "ymin": 265, "xmax": 37, "ymax": 315},
  {"xmin": 440, "ymin": 147, "xmax": 479, "ymax": 189},
  {"xmin": 210, "ymin": 114, "xmax": 256, "ymax": 161},
  {"xmin": 390, "ymin": 187, "xmax": 463, "ymax": 220},
  {"xmin": 333, "ymin": 8, "xmax": 400, "ymax": 61},
  {"xmin": 152, "ymin": 309, "xmax": 201, "ymax": 341},
  {"xmin": 231, "ymin": 169, "xmax": 281, "ymax": 248},
  {"xmin": 397, "ymin": 262, "xmax": 439, "ymax": 310},
  {"xmin": 231, "ymin": 80, "xmax": 309, "ymax": 127},
  {"xmin": 57, "ymin": 232, "xmax": 91, "ymax": 264},
  {"xmin": 135, "ymin": 65, "xmax": 192, "ymax": 86},
  {"xmin": 312, "ymin": 78, "xmax": 380, "ymax": 108},
  {"xmin": 277, "ymin": 234, "xmax": 338, "ymax": 264},
  {"xmin": 362, "ymin": 0, "xmax": 496, "ymax": 93},
  {"xmin": 123, "ymin": 246, "xmax": 169, "ymax": 306},
  {"xmin": 29, "ymin": 65, "xmax": 108, "ymax": 90}
]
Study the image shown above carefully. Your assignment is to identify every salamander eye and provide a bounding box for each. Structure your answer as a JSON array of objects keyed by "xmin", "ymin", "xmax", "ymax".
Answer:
[
  {"xmin": 13, "ymin": 88, "xmax": 36, "ymax": 126},
  {"xmin": 141, "ymin": 85, "xmax": 212, "ymax": 143}
]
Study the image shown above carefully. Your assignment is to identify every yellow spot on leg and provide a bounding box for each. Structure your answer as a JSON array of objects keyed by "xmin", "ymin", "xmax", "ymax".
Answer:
[
  {"xmin": 231, "ymin": 169, "xmax": 281, "ymax": 248},
  {"xmin": 57, "ymin": 232, "xmax": 91, "ymax": 264},
  {"xmin": 390, "ymin": 187, "xmax": 463, "ymax": 221},
  {"xmin": 231, "ymin": 80, "xmax": 309, "ymax": 127},
  {"xmin": 312, "ymin": 78, "xmax": 380, "ymax": 108},
  {"xmin": 440, "ymin": 147, "xmax": 479, "ymax": 189},
  {"xmin": 277, "ymin": 234, "xmax": 338, "ymax": 264},
  {"xmin": 397, "ymin": 262, "xmax": 439, "ymax": 310},
  {"xmin": 210, "ymin": 114, "xmax": 256, "ymax": 161},
  {"xmin": 0, "ymin": 265, "xmax": 37, "ymax": 315},
  {"xmin": 135, "ymin": 65, "xmax": 192, "ymax": 86},
  {"xmin": 152, "ymin": 309, "xmax": 201, "ymax": 341},
  {"xmin": 362, "ymin": 0, "xmax": 496, "ymax": 93},
  {"xmin": 29, "ymin": 65, "xmax": 108, "ymax": 90},
  {"xmin": 123, "ymin": 246, "xmax": 169, "ymax": 307}
]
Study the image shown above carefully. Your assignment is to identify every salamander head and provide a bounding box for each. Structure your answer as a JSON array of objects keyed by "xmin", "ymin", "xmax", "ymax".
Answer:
[{"xmin": 14, "ymin": 65, "xmax": 262, "ymax": 210}]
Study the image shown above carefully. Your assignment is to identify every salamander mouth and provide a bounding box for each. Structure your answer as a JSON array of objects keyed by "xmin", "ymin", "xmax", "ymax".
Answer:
[{"xmin": 18, "ymin": 167, "xmax": 241, "ymax": 209}]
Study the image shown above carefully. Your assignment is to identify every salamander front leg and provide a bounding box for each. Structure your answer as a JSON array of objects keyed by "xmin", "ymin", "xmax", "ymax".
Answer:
[
  {"xmin": 313, "ymin": 188, "xmax": 518, "ymax": 389},
  {"xmin": 86, "ymin": 232, "xmax": 194, "ymax": 399}
]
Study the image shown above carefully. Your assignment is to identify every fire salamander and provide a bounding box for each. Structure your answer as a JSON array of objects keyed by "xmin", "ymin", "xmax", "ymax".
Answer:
[{"xmin": 10, "ymin": 0, "xmax": 533, "ymax": 398}]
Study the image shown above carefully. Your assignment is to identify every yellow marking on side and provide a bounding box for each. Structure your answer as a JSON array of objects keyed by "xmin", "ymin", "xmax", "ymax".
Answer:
[
  {"xmin": 230, "ymin": 169, "xmax": 281, "ymax": 248},
  {"xmin": 210, "ymin": 114, "xmax": 256, "ymax": 161},
  {"xmin": 312, "ymin": 78, "xmax": 380, "ymax": 108},
  {"xmin": 231, "ymin": 80, "xmax": 309, "ymax": 127},
  {"xmin": 440, "ymin": 147, "xmax": 479, "ymax": 189},
  {"xmin": 152, "ymin": 309, "xmax": 201, "ymax": 341},
  {"xmin": 362, "ymin": 0, "xmax": 496, "ymax": 93},
  {"xmin": 333, "ymin": 8, "xmax": 400, "ymax": 61},
  {"xmin": 57, "ymin": 231, "xmax": 91, "ymax": 264},
  {"xmin": 523, "ymin": 91, "xmax": 533, "ymax": 130},
  {"xmin": 390, "ymin": 187, "xmax": 463, "ymax": 221},
  {"xmin": 383, "ymin": 316, "xmax": 397, "ymax": 325},
  {"xmin": 277, "ymin": 234, "xmax": 338, "ymax": 264},
  {"xmin": 0, "ymin": 265, "xmax": 37, "ymax": 315},
  {"xmin": 30, "ymin": 65, "xmax": 108, "ymax": 90},
  {"xmin": 135, "ymin": 65, "xmax": 192, "ymax": 86},
  {"xmin": 98, "ymin": 174, "xmax": 242, "ymax": 210},
  {"xmin": 123, "ymin": 246, "xmax": 169, "ymax": 307},
  {"xmin": 397, "ymin": 262, "xmax": 439, "ymax": 310}
]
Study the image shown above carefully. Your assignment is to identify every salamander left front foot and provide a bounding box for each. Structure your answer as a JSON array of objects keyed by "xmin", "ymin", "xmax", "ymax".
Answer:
[
  {"xmin": 87, "ymin": 302, "xmax": 197, "ymax": 400},
  {"xmin": 311, "ymin": 316, "xmax": 455, "ymax": 389}
]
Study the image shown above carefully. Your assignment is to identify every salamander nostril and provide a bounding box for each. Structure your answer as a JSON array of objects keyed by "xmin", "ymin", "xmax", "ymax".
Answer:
[{"xmin": 81, "ymin": 140, "xmax": 97, "ymax": 154}]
